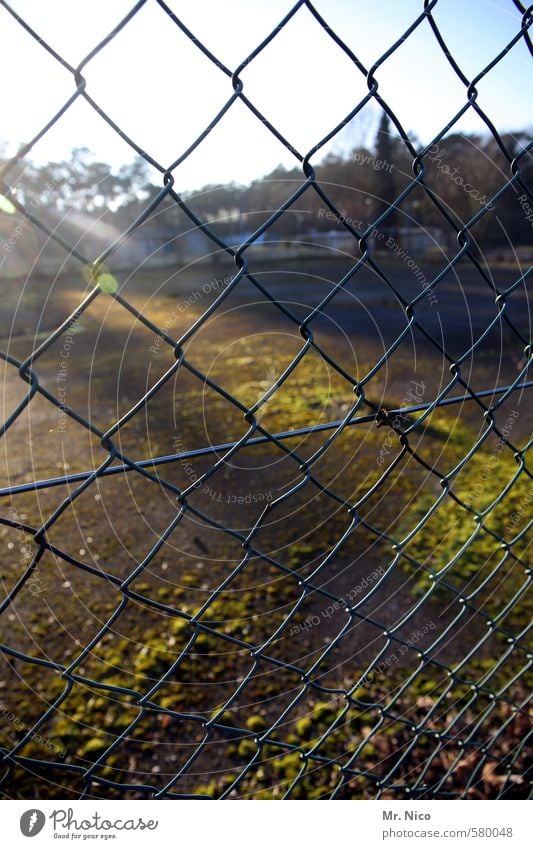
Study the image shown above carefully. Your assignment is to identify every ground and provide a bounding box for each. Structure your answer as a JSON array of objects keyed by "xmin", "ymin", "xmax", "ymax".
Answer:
[{"xmin": 0, "ymin": 253, "xmax": 531, "ymax": 798}]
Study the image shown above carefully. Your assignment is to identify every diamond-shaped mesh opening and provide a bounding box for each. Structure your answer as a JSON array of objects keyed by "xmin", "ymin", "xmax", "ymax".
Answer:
[
  {"xmin": 83, "ymin": 3, "xmax": 232, "ymax": 168},
  {"xmin": 238, "ymin": 5, "xmax": 368, "ymax": 154}
]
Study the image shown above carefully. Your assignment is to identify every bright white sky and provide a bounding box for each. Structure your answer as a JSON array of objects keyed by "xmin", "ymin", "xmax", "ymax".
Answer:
[{"xmin": 1, "ymin": 0, "xmax": 531, "ymax": 191}]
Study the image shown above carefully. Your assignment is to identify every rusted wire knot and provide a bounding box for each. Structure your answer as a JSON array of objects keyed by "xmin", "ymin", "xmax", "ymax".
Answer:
[{"xmin": 375, "ymin": 408, "xmax": 392, "ymax": 428}]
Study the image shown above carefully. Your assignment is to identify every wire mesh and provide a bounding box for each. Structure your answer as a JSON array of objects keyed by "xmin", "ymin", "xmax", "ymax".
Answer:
[{"xmin": 0, "ymin": 0, "xmax": 531, "ymax": 800}]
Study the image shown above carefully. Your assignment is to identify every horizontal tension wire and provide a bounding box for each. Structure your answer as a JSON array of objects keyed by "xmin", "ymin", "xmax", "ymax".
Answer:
[{"xmin": 1, "ymin": 379, "xmax": 531, "ymax": 498}]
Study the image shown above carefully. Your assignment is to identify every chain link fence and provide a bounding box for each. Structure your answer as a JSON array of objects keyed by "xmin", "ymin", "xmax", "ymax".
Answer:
[{"xmin": 0, "ymin": 0, "xmax": 531, "ymax": 799}]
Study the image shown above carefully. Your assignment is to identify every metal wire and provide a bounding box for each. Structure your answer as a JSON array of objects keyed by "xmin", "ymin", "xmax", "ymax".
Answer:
[{"xmin": 0, "ymin": 0, "xmax": 531, "ymax": 800}]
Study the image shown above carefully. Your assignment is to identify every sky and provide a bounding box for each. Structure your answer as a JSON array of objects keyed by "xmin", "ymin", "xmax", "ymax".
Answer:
[{"xmin": 0, "ymin": 0, "xmax": 531, "ymax": 191}]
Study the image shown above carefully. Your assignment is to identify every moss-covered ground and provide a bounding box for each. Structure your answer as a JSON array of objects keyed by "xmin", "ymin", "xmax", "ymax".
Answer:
[{"xmin": 0, "ymin": 260, "xmax": 530, "ymax": 798}]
